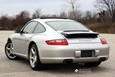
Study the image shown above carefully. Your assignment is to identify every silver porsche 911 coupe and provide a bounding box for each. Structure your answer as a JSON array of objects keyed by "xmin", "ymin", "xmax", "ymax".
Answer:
[{"xmin": 5, "ymin": 18, "xmax": 109, "ymax": 70}]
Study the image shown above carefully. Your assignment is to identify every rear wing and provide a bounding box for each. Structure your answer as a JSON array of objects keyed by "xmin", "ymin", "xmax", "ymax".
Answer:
[{"xmin": 61, "ymin": 32, "xmax": 98, "ymax": 39}]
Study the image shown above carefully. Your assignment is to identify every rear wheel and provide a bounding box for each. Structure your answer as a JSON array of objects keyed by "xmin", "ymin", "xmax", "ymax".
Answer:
[
  {"xmin": 5, "ymin": 41, "xmax": 17, "ymax": 60},
  {"xmin": 29, "ymin": 44, "xmax": 45, "ymax": 70},
  {"xmin": 85, "ymin": 62, "xmax": 101, "ymax": 67}
]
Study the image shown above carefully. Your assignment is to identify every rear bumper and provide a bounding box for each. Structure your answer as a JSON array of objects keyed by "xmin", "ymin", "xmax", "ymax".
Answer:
[
  {"xmin": 37, "ymin": 43, "xmax": 109, "ymax": 63},
  {"xmin": 41, "ymin": 56, "xmax": 108, "ymax": 63}
]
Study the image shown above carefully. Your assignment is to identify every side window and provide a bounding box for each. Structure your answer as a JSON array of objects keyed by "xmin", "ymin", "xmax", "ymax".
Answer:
[
  {"xmin": 33, "ymin": 23, "xmax": 45, "ymax": 33},
  {"xmin": 23, "ymin": 22, "xmax": 38, "ymax": 33}
]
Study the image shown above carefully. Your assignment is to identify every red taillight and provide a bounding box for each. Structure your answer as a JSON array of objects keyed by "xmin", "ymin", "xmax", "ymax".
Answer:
[
  {"xmin": 46, "ymin": 39, "xmax": 68, "ymax": 45},
  {"xmin": 100, "ymin": 37, "xmax": 107, "ymax": 44}
]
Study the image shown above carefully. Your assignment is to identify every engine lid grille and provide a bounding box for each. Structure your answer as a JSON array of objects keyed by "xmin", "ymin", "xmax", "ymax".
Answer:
[{"xmin": 61, "ymin": 32, "xmax": 98, "ymax": 39}]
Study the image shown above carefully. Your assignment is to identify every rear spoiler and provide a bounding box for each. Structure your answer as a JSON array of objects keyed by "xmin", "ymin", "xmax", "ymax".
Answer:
[
  {"xmin": 61, "ymin": 32, "xmax": 99, "ymax": 38},
  {"xmin": 61, "ymin": 32, "xmax": 98, "ymax": 35}
]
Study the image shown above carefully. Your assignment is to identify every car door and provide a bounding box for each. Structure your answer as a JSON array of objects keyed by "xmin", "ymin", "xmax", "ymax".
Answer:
[{"xmin": 13, "ymin": 21, "xmax": 38, "ymax": 55}]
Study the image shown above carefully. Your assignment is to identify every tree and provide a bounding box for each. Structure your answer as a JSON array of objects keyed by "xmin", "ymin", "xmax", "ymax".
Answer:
[
  {"xmin": 96, "ymin": 0, "xmax": 115, "ymax": 21},
  {"xmin": 83, "ymin": 11, "xmax": 98, "ymax": 24},
  {"xmin": 0, "ymin": 15, "xmax": 10, "ymax": 29},
  {"xmin": 32, "ymin": 9, "xmax": 42, "ymax": 19},
  {"xmin": 64, "ymin": 0, "xmax": 78, "ymax": 19},
  {"xmin": 13, "ymin": 11, "xmax": 31, "ymax": 29},
  {"xmin": 60, "ymin": 12, "xmax": 67, "ymax": 18},
  {"xmin": 16, "ymin": 11, "xmax": 30, "ymax": 19}
]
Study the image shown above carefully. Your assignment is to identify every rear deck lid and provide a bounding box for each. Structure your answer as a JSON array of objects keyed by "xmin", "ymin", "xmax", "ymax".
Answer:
[{"xmin": 59, "ymin": 31, "xmax": 101, "ymax": 44}]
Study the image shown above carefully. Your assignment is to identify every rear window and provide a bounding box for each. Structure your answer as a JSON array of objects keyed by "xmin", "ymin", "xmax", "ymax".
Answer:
[{"xmin": 46, "ymin": 21, "xmax": 89, "ymax": 31}]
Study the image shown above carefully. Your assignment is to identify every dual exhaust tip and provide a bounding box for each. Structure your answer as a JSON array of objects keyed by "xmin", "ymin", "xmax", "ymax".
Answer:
[
  {"xmin": 63, "ymin": 59, "xmax": 73, "ymax": 64},
  {"xmin": 63, "ymin": 57, "xmax": 107, "ymax": 64}
]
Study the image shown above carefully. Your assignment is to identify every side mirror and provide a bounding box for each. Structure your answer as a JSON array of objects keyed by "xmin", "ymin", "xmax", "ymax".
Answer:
[{"xmin": 14, "ymin": 29, "xmax": 20, "ymax": 33}]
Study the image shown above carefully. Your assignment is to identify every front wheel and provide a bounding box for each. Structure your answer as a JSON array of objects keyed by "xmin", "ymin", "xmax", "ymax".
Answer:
[
  {"xmin": 85, "ymin": 62, "xmax": 101, "ymax": 67},
  {"xmin": 29, "ymin": 44, "xmax": 45, "ymax": 70},
  {"xmin": 5, "ymin": 41, "xmax": 17, "ymax": 60}
]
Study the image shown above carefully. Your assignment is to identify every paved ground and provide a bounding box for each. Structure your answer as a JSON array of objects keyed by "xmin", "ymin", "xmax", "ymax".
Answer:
[{"xmin": 0, "ymin": 31, "xmax": 115, "ymax": 77}]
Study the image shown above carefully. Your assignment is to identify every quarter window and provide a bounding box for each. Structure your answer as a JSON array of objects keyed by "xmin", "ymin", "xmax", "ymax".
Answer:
[
  {"xmin": 33, "ymin": 23, "xmax": 45, "ymax": 33},
  {"xmin": 23, "ymin": 22, "xmax": 38, "ymax": 33}
]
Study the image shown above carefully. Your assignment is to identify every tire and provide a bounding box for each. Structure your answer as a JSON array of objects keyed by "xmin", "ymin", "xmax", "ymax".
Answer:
[
  {"xmin": 28, "ymin": 44, "xmax": 45, "ymax": 70},
  {"xmin": 5, "ymin": 41, "xmax": 17, "ymax": 60},
  {"xmin": 85, "ymin": 62, "xmax": 101, "ymax": 67}
]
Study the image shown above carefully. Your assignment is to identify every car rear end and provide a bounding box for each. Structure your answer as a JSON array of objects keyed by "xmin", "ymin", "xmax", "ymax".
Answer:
[{"xmin": 38, "ymin": 19, "xmax": 109, "ymax": 64}]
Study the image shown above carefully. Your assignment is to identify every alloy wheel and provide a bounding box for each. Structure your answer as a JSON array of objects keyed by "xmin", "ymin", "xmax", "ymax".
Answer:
[
  {"xmin": 29, "ymin": 47, "xmax": 37, "ymax": 68},
  {"xmin": 5, "ymin": 42, "xmax": 16, "ymax": 59}
]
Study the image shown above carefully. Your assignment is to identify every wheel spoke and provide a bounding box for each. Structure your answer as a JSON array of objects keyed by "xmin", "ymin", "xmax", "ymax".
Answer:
[
  {"xmin": 34, "ymin": 56, "xmax": 37, "ymax": 62},
  {"xmin": 30, "ymin": 56, "xmax": 34, "ymax": 60},
  {"xmin": 31, "ymin": 48, "xmax": 35, "ymax": 55},
  {"xmin": 6, "ymin": 47, "xmax": 11, "ymax": 51},
  {"xmin": 33, "ymin": 56, "xmax": 37, "ymax": 65},
  {"xmin": 8, "ymin": 52, "xmax": 12, "ymax": 56},
  {"xmin": 10, "ymin": 44, "xmax": 14, "ymax": 51},
  {"xmin": 6, "ymin": 46, "xmax": 13, "ymax": 54}
]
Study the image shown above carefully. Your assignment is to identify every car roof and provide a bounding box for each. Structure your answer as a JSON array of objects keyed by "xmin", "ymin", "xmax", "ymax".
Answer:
[{"xmin": 32, "ymin": 18, "xmax": 73, "ymax": 22}]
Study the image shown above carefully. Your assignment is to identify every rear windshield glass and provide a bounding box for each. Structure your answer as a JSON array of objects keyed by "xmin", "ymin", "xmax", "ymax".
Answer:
[{"xmin": 46, "ymin": 21, "xmax": 89, "ymax": 31}]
